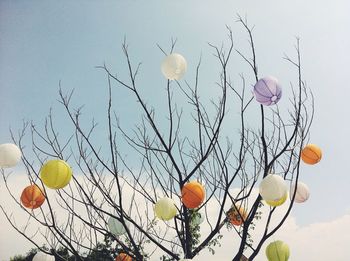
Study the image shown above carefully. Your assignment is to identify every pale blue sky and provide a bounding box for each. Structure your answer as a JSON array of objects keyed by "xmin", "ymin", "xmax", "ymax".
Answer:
[{"xmin": 1, "ymin": 0, "xmax": 350, "ymax": 258}]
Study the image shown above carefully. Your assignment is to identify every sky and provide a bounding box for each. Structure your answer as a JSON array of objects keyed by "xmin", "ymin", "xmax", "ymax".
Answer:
[{"xmin": 1, "ymin": 0, "xmax": 350, "ymax": 260}]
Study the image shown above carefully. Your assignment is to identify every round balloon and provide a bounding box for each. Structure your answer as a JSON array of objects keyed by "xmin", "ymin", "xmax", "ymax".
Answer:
[
  {"xmin": 290, "ymin": 182, "xmax": 310, "ymax": 203},
  {"xmin": 154, "ymin": 197, "xmax": 177, "ymax": 221},
  {"xmin": 191, "ymin": 211, "xmax": 204, "ymax": 226},
  {"xmin": 181, "ymin": 181, "xmax": 205, "ymax": 209},
  {"xmin": 259, "ymin": 174, "xmax": 287, "ymax": 203},
  {"xmin": 0, "ymin": 143, "xmax": 22, "ymax": 168},
  {"xmin": 301, "ymin": 144, "xmax": 322, "ymax": 165},
  {"xmin": 253, "ymin": 76, "xmax": 282, "ymax": 106},
  {"xmin": 161, "ymin": 53, "xmax": 187, "ymax": 80},
  {"xmin": 227, "ymin": 205, "xmax": 247, "ymax": 226},
  {"xmin": 266, "ymin": 240, "xmax": 290, "ymax": 261},
  {"xmin": 265, "ymin": 192, "xmax": 288, "ymax": 207},
  {"xmin": 108, "ymin": 216, "xmax": 128, "ymax": 236},
  {"xmin": 40, "ymin": 159, "xmax": 72, "ymax": 189},
  {"xmin": 20, "ymin": 184, "xmax": 45, "ymax": 209},
  {"xmin": 32, "ymin": 252, "xmax": 55, "ymax": 261},
  {"xmin": 115, "ymin": 253, "xmax": 132, "ymax": 261}
]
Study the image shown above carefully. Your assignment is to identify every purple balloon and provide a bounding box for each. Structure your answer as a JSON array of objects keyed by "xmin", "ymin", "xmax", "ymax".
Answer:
[{"xmin": 253, "ymin": 76, "xmax": 282, "ymax": 106}]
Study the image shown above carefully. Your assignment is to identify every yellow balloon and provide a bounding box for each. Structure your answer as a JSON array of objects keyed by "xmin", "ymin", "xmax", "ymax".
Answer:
[
  {"xmin": 40, "ymin": 159, "xmax": 72, "ymax": 189},
  {"xmin": 161, "ymin": 53, "xmax": 187, "ymax": 80},
  {"xmin": 265, "ymin": 192, "xmax": 288, "ymax": 207},
  {"xmin": 154, "ymin": 197, "xmax": 177, "ymax": 221},
  {"xmin": 266, "ymin": 240, "xmax": 290, "ymax": 261}
]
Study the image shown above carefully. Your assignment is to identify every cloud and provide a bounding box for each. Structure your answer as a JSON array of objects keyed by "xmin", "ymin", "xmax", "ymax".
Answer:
[{"xmin": 268, "ymin": 214, "xmax": 350, "ymax": 261}]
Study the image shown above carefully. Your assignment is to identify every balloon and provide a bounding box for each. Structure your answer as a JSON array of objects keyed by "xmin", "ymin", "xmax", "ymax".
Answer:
[
  {"xmin": 181, "ymin": 181, "xmax": 205, "ymax": 209},
  {"xmin": 161, "ymin": 53, "xmax": 187, "ymax": 80},
  {"xmin": 301, "ymin": 144, "xmax": 322, "ymax": 165},
  {"xmin": 259, "ymin": 174, "xmax": 287, "ymax": 205},
  {"xmin": 227, "ymin": 205, "xmax": 247, "ymax": 226},
  {"xmin": 115, "ymin": 253, "xmax": 132, "ymax": 261},
  {"xmin": 0, "ymin": 143, "xmax": 22, "ymax": 168},
  {"xmin": 32, "ymin": 252, "xmax": 55, "ymax": 261},
  {"xmin": 108, "ymin": 216, "xmax": 128, "ymax": 236},
  {"xmin": 265, "ymin": 192, "xmax": 288, "ymax": 207},
  {"xmin": 266, "ymin": 240, "xmax": 290, "ymax": 261},
  {"xmin": 20, "ymin": 185, "xmax": 45, "ymax": 209},
  {"xmin": 191, "ymin": 211, "xmax": 204, "ymax": 226},
  {"xmin": 40, "ymin": 159, "xmax": 72, "ymax": 189},
  {"xmin": 154, "ymin": 197, "xmax": 177, "ymax": 221},
  {"xmin": 253, "ymin": 76, "xmax": 282, "ymax": 106},
  {"xmin": 290, "ymin": 182, "xmax": 310, "ymax": 203}
]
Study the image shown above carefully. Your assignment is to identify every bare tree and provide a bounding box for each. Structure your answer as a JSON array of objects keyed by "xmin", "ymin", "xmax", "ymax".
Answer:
[{"xmin": 1, "ymin": 17, "xmax": 314, "ymax": 261}]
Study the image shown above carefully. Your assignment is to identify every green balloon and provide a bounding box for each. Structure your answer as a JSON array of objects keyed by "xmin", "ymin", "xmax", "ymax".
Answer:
[
  {"xmin": 107, "ymin": 216, "xmax": 127, "ymax": 236},
  {"xmin": 266, "ymin": 240, "xmax": 290, "ymax": 261}
]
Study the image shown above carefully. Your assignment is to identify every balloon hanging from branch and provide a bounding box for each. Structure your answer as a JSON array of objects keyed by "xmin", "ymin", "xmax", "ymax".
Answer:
[
  {"xmin": 259, "ymin": 174, "xmax": 288, "ymax": 207},
  {"xmin": 0, "ymin": 143, "xmax": 22, "ymax": 168},
  {"xmin": 301, "ymin": 144, "xmax": 322, "ymax": 165},
  {"xmin": 161, "ymin": 53, "xmax": 187, "ymax": 80},
  {"xmin": 40, "ymin": 159, "xmax": 72, "ymax": 189},
  {"xmin": 108, "ymin": 216, "xmax": 128, "ymax": 236},
  {"xmin": 154, "ymin": 197, "xmax": 177, "ymax": 221},
  {"xmin": 115, "ymin": 253, "xmax": 133, "ymax": 261},
  {"xmin": 266, "ymin": 240, "xmax": 290, "ymax": 261},
  {"xmin": 290, "ymin": 182, "xmax": 310, "ymax": 203},
  {"xmin": 181, "ymin": 181, "xmax": 205, "ymax": 209},
  {"xmin": 227, "ymin": 204, "xmax": 247, "ymax": 226},
  {"xmin": 253, "ymin": 76, "xmax": 282, "ymax": 106},
  {"xmin": 191, "ymin": 211, "xmax": 204, "ymax": 226},
  {"xmin": 20, "ymin": 184, "xmax": 46, "ymax": 209}
]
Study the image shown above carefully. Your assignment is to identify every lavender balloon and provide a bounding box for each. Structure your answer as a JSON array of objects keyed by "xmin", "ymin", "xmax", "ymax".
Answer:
[{"xmin": 253, "ymin": 76, "xmax": 282, "ymax": 106}]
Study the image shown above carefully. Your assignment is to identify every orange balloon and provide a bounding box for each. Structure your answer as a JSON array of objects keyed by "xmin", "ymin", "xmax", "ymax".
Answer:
[
  {"xmin": 181, "ymin": 181, "xmax": 205, "ymax": 209},
  {"xmin": 227, "ymin": 205, "xmax": 247, "ymax": 226},
  {"xmin": 301, "ymin": 144, "xmax": 322, "ymax": 165},
  {"xmin": 115, "ymin": 253, "xmax": 133, "ymax": 261},
  {"xmin": 20, "ymin": 185, "xmax": 45, "ymax": 209}
]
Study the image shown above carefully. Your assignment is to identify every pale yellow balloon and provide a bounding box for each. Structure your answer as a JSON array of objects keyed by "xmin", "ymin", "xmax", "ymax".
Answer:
[
  {"xmin": 40, "ymin": 159, "xmax": 72, "ymax": 189},
  {"xmin": 154, "ymin": 197, "xmax": 177, "ymax": 221},
  {"xmin": 161, "ymin": 53, "xmax": 187, "ymax": 80}
]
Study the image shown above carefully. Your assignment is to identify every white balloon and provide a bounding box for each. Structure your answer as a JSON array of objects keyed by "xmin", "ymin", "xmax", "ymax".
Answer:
[
  {"xmin": 290, "ymin": 182, "xmax": 310, "ymax": 203},
  {"xmin": 259, "ymin": 174, "xmax": 287, "ymax": 202},
  {"xmin": 0, "ymin": 143, "xmax": 22, "ymax": 168},
  {"xmin": 32, "ymin": 252, "xmax": 55, "ymax": 261},
  {"xmin": 161, "ymin": 53, "xmax": 187, "ymax": 80},
  {"xmin": 108, "ymin": 216, "xmax": 128, "ymax": 236}
]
